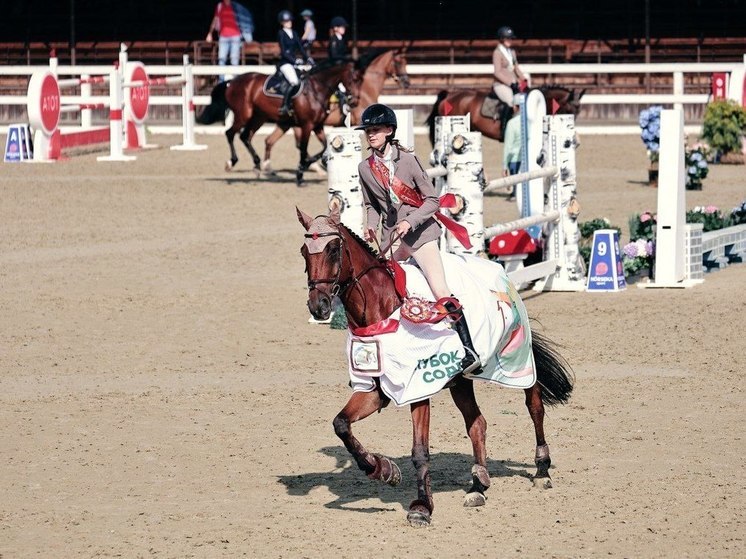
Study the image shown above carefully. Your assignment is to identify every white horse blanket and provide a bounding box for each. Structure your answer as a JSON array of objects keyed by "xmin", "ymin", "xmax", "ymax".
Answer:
[{"xmin": 346, "ymin": 253, "xmax": 536, "ymax": 406}]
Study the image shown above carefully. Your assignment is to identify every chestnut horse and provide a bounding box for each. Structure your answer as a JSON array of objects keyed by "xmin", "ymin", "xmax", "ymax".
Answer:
[
  {"xmin": 197, "ymin": 61, "xmax": 360, "ymax": 185},
  {"xmin": 260, "ymin": 49, "xmax": 410, "ymax": 175},
  {"xmin": 297, "ymin": 207, "xmax": 574, "ymax": 527},
  {"xmin": 426, "ymin": 86, "xmax": 585, "ymax": 144}
]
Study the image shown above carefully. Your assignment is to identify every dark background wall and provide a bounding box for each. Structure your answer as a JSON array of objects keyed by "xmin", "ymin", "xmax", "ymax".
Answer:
[{"xmin": 2, "ymin": 0, "xmax": 746, "ymax": 43}]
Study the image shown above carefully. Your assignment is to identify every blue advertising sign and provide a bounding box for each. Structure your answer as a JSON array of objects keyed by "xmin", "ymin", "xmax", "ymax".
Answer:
[
  {"xmin": 4, "ymin": 124, "xmax": 32, "ymax": 162},
  {"xmin": 586, "ymin": 229, "xmax": 626, "ymax": 292}
]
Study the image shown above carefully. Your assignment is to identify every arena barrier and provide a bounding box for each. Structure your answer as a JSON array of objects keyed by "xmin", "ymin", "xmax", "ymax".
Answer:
[{"xmin": 25, "ymin": 46, "xmax": 205, "ymax": 162}]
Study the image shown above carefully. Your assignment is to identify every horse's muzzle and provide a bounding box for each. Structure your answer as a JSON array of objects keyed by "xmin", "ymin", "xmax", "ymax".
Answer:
[{"xmin": 307, "ymin": 292, "xmax": 332, "ymax": 320}]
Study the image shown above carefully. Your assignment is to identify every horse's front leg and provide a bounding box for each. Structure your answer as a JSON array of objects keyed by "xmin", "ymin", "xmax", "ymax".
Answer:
[
  {"xmin": 407, "ymin": 399, "xmax": 433, "ymax": 527},
  {"xmin": 332, "ymin": 390, "xmax": 401, "ymax": 485},
  {"xmin": 308, "ymin": 126, "xmax": 328, "ymax": 176},
  {"xmin": 295, "ymin": 126, "xmax": 313, "ymax": 186},
  {"xmin": 525, "ymin": 383, "xmax": 552, "ymax": 489},
  {"xmin": 450, "ymin": 377, "xmax": 490, "ymax": 507}
]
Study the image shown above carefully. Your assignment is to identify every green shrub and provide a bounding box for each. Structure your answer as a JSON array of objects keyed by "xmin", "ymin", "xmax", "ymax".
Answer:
[{"xmin": 701, "ymin": 100, "xmax": 746, "ymax": 155}]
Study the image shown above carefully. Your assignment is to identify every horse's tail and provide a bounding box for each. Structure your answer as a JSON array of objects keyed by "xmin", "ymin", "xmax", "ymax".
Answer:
[
  {"xmin": 425, "ymin": 90, "xmax": 448, "ymax": 146},
  {"xmin": 532, "ymin": 330, "xmax": 574, "ymax": 406},
  {"xmin": 196, "ymin": 81, "xmax": 230, "ymax": 125}
]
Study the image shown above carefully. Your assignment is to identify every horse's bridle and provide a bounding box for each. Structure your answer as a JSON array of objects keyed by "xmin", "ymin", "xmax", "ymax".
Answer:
[{"xmin": 303, "ymin": 222, "xmax": 387, "ymax": 315}]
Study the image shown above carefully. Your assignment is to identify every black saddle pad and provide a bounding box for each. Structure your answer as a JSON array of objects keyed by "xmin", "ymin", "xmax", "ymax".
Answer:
[{"xmin": 263, "ymin": 73, "xmax": 305, "ymax": 98}]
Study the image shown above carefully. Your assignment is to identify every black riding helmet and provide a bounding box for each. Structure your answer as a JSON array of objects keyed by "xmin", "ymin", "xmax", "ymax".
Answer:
[
  {"xmin": 497, "ymin": 26, "xmax": 515, "ymax": 40},
  {"xmin": 278, "ymin": 10, "xmax": 293, "ymax": 23},
  {"xmin": 329, "ymin": 16, "xmax": 349, "ymax": 28},
  {"xmin": 355, "ymin": 103, "xmax": 397, "ymax": 130}
]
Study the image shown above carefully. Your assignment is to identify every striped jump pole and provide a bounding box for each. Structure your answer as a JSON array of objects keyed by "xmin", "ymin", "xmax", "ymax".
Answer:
[{"xmin": 170, "ymin": 55, "xmax": 207, "ymax": 151}]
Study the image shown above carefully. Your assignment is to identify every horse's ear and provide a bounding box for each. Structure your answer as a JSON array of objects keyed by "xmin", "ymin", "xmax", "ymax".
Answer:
[
  {"xmin": 296, "ymin": 207, "xmax": 313, "ymax": 230},
  {"xmin": 568, "ymin": 90, "xmax": 575, "ymax": 101},
  {"xmin": 578, "ymin": 88, "xmax": 587, "ymax": 100},
  {"xmin": 329, "ymin": 202, "xmax": 341, "ymax": 223}
]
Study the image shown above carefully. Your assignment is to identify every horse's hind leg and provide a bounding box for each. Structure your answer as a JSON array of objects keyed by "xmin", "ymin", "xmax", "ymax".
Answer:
[
  {"xmin": 238, "ymin": 126, "xmax": 261, "ymax": 175},
  {"xmin": 224, "ymin": 125, "xmax": 240, "ymax": 171},
  {"xmin": 261, "ymin": 125, "xmax": 288, "ymax": 174},
  {"xmin": 525, "ymin": 384, "xmax": 552, "ymax": 489},
  {"xmin": 332, "ymin": 389, "xmax": 401, "ymax": 485},
  {"xmin": 449, "ymin": 377, "xmax": 490, "ymax": 507}
]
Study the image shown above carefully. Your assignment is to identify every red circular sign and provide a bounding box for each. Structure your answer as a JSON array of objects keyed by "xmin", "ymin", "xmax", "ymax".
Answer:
[
  {"xmin": 129, "ymin": 65, "xmax": 149, "ymax": 122},
  {"xmin": 39, "ymin": 73, "xmax": 61, "ymax": 134}
]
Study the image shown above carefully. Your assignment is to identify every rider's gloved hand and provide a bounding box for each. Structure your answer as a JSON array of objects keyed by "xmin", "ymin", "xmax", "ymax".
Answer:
[
  {"xmin": 510, "ymin": 82, "xmax": 520, "ymax": 95},
  {"xmin": 294, "ymin": 58, "xmax": 304, "ymax": 66}
]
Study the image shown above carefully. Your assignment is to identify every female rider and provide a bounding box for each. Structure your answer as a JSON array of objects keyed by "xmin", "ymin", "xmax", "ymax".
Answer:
[{"xmin": 356, "ymin": 103, "xmax": 480, "ymax": 376}]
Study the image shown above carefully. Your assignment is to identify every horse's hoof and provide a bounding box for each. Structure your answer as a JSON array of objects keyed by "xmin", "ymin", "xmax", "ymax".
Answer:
[
  {"xmin": 225, "ymin": 160, "xmax": 235, "ymax": 172},
  {"xmin": 463, "ymin": 491, "xmax": 487, "ymax": 507},
  {"xmin": 407, "ymin": 510, "xmax": 431, "ymax": 527},
  {"xmin": 260, "ymin": 161, "xmax": 275, "ymax": 175},
  {"xmin": 367, "ymin": 454, "xmax": 401, "ymax": 486},
  {"xmin": 407, "ymin": 500, "xmax": 432, "ymax": 527},
  {"xmin": 532, "ymin": 476, "xmax": 553, "ymax": 490}
]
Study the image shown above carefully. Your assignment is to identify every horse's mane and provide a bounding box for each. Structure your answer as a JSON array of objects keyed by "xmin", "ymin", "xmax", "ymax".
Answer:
[
  {"xmin": 538, "ymin": 84, "xmax": 573, "ymax": 94},
  {"xmin": 308, "ymin": 58, "xmax": 353, "ymax": 76},
  {"xmin": 340, "ymin": 222, "xmax": 381, "ymax": 260},
  {"xmin": 355, "ymin": 48, "xmax": 390, "ymax": 72}
]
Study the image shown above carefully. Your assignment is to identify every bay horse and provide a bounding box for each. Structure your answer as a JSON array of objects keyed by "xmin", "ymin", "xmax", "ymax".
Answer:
[
  {"xmin": 426, "ymin": 86, "xmax": 585, "ymax": 144},
  {"xmin": 297, "ymin": 207, "xmax": 574, "ymax": 527},
  {"xmin": 196, "ymin": 61, "xmax": 361, "ymax": 185},
  {"xmin": 260, "ymin": 49, "xmax": 410, "ymax": 175}
]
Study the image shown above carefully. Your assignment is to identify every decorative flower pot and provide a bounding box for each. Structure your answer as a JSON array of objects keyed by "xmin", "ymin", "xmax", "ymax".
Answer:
[{"xmin": 648, "ymin": 162, "xmax": 659, "ymax": 187}]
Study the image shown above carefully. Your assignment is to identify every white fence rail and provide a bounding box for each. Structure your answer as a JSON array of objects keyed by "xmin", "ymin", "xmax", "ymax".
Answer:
[{"xmin": 2, "ymin": 59, "xmax": 744, "ymax": 135}]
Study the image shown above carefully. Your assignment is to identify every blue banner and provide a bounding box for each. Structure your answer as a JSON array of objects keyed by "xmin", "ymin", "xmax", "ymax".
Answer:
[{"xmin": 586, "ymin": 229, "xmax": 626, "ymax": 291}]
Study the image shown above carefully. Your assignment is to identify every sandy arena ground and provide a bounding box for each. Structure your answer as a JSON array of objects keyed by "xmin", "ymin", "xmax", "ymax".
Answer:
[{"xmin": 1, "ymin": 131, "xmax": 745, "ymax": 558}]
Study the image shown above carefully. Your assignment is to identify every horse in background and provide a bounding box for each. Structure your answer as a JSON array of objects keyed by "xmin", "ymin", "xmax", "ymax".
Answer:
[
  {"xmin": 196, "ymin": 60, "xmax": 361, "ymax": 185},
  {"xmin": 260, "ymin": 49, "xmax": 410, "ymax": 175},
  {"xmin": 426, "ymin": 86, "xmax": 585, "ymax": 144}
]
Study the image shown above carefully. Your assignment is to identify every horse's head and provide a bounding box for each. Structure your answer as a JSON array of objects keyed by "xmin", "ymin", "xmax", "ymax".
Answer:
[
  {"xmin": 297, "ymin": 206, "xmax": 348, "ymax": 321},
  {"xmin": 389, "ymin": 50, "xmax": 410, "ymax": 88},
  {"xmin": 543, "ymin": 86, "xmax": 585, "ymax": 117}
]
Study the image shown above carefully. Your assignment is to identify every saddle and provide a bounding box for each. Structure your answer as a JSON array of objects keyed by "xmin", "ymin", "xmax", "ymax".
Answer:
[
  {"xmin": 480, "ymin": 92, "xmax": 505, "ymax": 120},
  {"xmin": 262, "ymin": 73, "xmax": 305, "ymax": 99}
]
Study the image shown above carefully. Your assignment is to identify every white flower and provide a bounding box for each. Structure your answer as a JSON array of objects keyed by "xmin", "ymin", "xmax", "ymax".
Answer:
[{"xmin": 635, "ymin": 239, "xmax": 648, "ymax": 257}]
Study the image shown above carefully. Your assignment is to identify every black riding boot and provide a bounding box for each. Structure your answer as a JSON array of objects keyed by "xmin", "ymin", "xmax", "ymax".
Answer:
[
  {"xmin": 443, "ymin": 299, "xmax": 482, "ymax": 376},
  {"xmin": 279, "ymin": 83, "xmax": 298, "ymax": 117}
]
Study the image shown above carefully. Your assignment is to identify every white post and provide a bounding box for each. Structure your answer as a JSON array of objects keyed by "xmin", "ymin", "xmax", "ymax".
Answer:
[
  {"xmin": 673, "ymin": 71, "xmax": 684, "ymax": 112},
  {"xmin": 534, "ymin": 114, "xmax": 585, "ymax": 292},
  {"xmin": 640, "ymin": 109, "xmax": 699, "ymax": 288},
  {"xmin": 171, "ymin": 55, "xmax": 207, "ymax": 151},
  {"xmin": 516, "ymin": 90, "xmax": 547, "ymax": 238},
  {"xmin": 429, "ymin": 114, "xmax": 470, "ymax": 195},
  {"xmin": 81, "ymin": 74, "xmax": 93, "ymax": 128},
  {"xmin": 443, "ymin": 131, "xmax": 484, "ymax": 256},
  {"xmin": 325, "ymin": 128, "xmax": 364, "ymax": 236},
  {"xmin": 98, "ymin": 66, "xmax": 135, "ymax": 162}
]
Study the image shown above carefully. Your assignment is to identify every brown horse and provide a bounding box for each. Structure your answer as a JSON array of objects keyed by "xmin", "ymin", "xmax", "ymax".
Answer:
[
  {"xmin": 260, "ymin": 49, "xmax": 410, "ymax": 175},
  {"xmin": 297, "ymin": 207, "xmax": 574, "ymax": 527},
  {"xmin": 426, "ymin": 86, "xmax": 585, "ymax": 144},
  {"xmin": 197, "ymin": 61, "xmax": 361, "ymax": 185}
]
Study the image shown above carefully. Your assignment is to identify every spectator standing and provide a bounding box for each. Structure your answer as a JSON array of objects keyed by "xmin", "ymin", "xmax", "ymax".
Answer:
[
  {"xmin": 300, "ymin": 9, "xmax": 316, "ymax": 51},
  {"xmin": 502, "ymin": 103, "xmax": 521, "ymax": 201},
  {"xmin": 206, "ymin": 0, "xmax": 254, "ymax": 81}
]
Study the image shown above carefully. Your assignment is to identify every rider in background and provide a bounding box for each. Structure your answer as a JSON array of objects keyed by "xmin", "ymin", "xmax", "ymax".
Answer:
[
  {"xmin": 327, "ymin": 16, "xmax": 349, "ymax": 62},
  {"xmin": 327, "ymin": 16, "xmax": 351, "ymax": 114},
  {"xmin": 356, "ymin": 104, "xmax": 481, "ymax": 376},
  {"xmin": 492, "ymin": 26, "xmax": 527, "ymax": 137},
  {"xmin": 300, "ymin": 9, "xmax": 316, "ymax": 51},
  {"xmin": 277, "ymin": 10, "xmax": 310, "ymax": 117}
]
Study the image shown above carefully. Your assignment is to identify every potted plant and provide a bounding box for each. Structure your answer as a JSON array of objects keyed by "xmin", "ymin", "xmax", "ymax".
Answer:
[
  {"xmin": 701, "ymin": 100, "xmax": 746, "ymax": 164},
  {"xmin": 639, "ymin": 106, "xmax": 662, "ymax": 185},
  {"xmin": 684, "ymin": 145, "xmax": 709, "ymax": 190}
]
